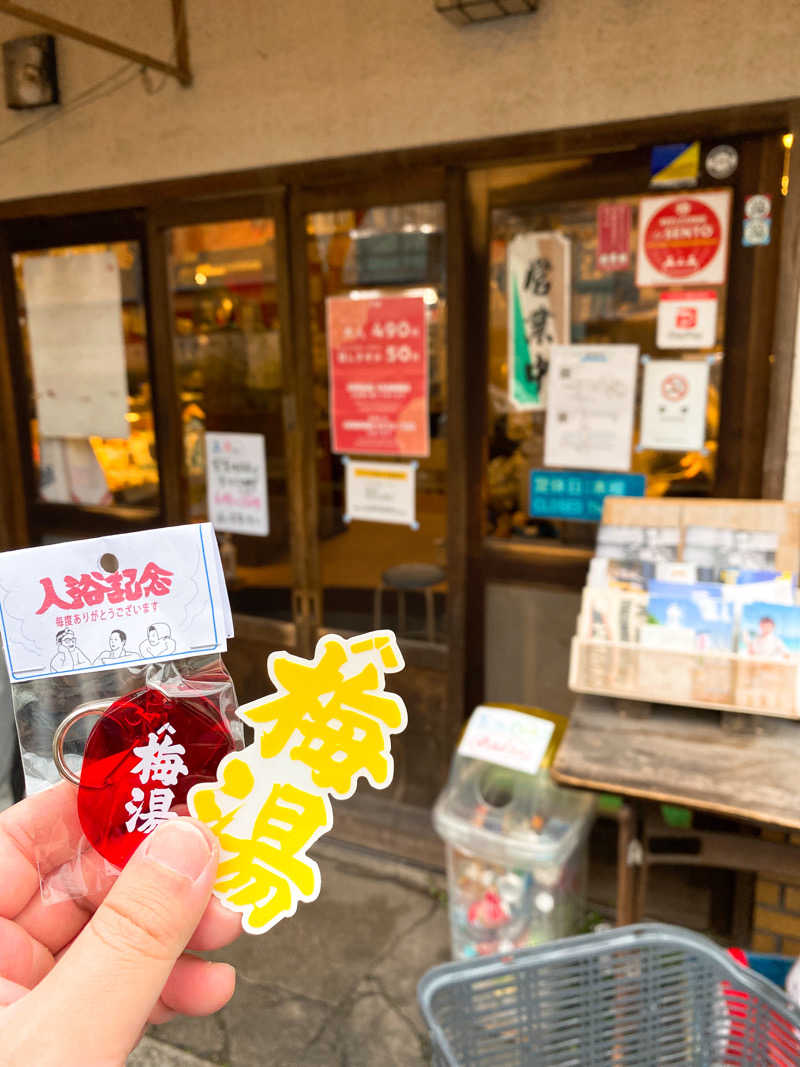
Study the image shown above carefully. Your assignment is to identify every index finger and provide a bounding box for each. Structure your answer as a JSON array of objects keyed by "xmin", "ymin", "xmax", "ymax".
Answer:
[{"xmin": 0, "ymin": 783, "xmax": 87, "ymax": 918}]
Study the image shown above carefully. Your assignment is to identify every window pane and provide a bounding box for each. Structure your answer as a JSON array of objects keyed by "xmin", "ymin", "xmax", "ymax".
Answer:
[
  {"xmin": 307, "ymin": 203, "xmax": 447, "ymax": 642},
  {"xmin": 488, "ymin": 194, "xmax": 727, "ymax": 547},
  {"xmin": 13, "ymin": 242, "xmax": 159, "ymax": 513},
  {"xmin": 167, "ymin": 218, "xmax": 292, "ymax": 621}
]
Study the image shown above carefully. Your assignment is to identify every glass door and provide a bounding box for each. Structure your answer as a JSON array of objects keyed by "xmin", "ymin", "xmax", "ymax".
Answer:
[
  {"xmin": 303, "ymin": 202, "xmax": 448, "ymax": 644},
  {"xmin": 292, "ymin": 186, "xmax": 452, "ymax": 817},
  {"xmin": 153, "ymin": 195, "xmax": 301, "ymax": 701},
  {"xmin": 165, "ymin": 216, "xmax": 292, "ymax": 621},
  {"xmin": 10, "ymin": 230, "xmax": 161, "ymax": 543}
]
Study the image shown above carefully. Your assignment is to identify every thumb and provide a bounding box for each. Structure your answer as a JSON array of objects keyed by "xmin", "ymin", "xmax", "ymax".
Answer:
[{"xmin": 24, "ymin": 818, "xmax": 219, "ymax": 1064}]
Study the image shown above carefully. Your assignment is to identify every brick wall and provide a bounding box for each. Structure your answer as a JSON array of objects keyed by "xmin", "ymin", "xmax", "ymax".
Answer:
[{"xmin": 752, "ymin": 832, "xmax": 800, "ymax": 955}]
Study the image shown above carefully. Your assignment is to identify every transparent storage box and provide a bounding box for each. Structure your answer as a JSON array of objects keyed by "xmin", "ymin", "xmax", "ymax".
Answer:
[{"xmin": 433, "ymin": 750, "xmax": 594, "ymax": 960}]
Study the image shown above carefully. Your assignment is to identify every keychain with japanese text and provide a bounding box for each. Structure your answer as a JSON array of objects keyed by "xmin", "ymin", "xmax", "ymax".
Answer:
[{"xmin": 0, "ymin": 524, "xmax": 238, "ymax": 869}]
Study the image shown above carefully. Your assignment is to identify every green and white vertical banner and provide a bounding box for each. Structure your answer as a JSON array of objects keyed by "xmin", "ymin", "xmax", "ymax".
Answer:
[{"xmin": 507, "ymin": 232, "xmax": 571, "ymax": 411}]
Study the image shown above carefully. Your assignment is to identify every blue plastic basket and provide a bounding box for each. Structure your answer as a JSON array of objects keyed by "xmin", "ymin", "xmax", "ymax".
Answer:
[{"xmin": 418, "ymin": 923, "xmax": 800, "ymax": 1065}]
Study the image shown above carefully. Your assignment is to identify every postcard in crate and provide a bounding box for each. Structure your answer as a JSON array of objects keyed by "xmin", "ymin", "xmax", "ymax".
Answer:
[
  {"xmin": 596, "ymin": 525, "xmax": 680, "ymax": 563},
  {"xmin": 641, "ymin": 595, "xmax": 734, "ymax": 653},
  {"xmin": 739, "ymin": 603, "xmax": 800, "ymax": 660},
  {"xmin": 587, "ymin": 557, "xmax": 654, "ymax": 591},
  {"xmin": 684, "ymin": 527, "xmax": 778, "ymax": 571}
]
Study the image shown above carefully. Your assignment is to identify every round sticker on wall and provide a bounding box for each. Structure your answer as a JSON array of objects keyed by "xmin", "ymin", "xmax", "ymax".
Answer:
[
  {"xmin": 744, "ymin": 194, "xmax": 772, "ymax": 220},
  {"xmin": 643, "ymin": 198, "xmax": 722, "ymax": 279},
  {"xmin": 706, "ymin": 145, "xmax": 738, "ymax": 179}
]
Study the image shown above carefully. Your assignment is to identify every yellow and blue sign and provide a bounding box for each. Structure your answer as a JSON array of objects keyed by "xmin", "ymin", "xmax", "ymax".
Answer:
[
  {"xmin": 650, "ymin": 142, "xmax": 700, "ymax": 189},
  {"xmin": 529, "ymin": 469, "xmax": 646, "ymax": 522}
]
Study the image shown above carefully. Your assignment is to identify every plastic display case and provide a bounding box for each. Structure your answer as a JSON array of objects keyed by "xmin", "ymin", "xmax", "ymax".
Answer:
[{"xmin": 433, "ymin": 751, "xmax": 594, "ymax": 960}]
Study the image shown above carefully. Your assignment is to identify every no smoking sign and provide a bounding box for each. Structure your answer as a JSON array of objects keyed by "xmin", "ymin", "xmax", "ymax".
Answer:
[{"xmin": 661, "ymin": 373, "xmax": 689, "ymax": 403}]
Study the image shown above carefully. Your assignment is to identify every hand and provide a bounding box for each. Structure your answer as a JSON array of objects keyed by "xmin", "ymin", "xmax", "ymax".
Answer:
[{"xmin": 0, "ymin": 783, "xmax": 241, "ymax": 1066}]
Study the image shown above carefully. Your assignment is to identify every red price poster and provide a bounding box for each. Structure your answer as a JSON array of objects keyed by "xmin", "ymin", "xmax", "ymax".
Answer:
[
  {"xmin": 636, "ymin": 189, "xmax": 732, "ymax": 287},
  {"xmin": 327, "ymin": 295, "xmax": 430, "ymax": 457}
]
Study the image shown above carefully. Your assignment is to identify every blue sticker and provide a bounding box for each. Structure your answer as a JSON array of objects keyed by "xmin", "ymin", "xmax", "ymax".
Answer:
[
  {"xmin": 528, "ymin": 470, "xmax": 646, "ymax": 523},
  {"xmin": 742, "ymin": 218, "xmax": 771, "ymax": 247},
  {"xmin": 650, "ymin": 143, "xmax": 700, "ymax": 188}
]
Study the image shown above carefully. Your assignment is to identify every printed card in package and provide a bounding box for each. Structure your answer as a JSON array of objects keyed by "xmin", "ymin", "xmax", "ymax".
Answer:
[
  {"xmin": 0, "ymin": 524, "xmax": 241, "ymax": 904},
  {"xmin": 0, "ymin": 525, "xmax": 409, "ymax": 937}
]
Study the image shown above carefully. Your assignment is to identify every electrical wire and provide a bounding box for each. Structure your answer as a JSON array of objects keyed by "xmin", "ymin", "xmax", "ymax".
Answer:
[
  {"xmin": 0, "ymin": 3, "xmax": 188, "ymax": 147},
  {"xmin": 0, "ymin": 60, "xmax": 140, "ymax": 149}
]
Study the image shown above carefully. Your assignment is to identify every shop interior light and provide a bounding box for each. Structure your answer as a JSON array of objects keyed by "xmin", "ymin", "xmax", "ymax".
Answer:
[
  {"xmin": 434, "ymin": 0, "xmax": 538, "ymax": 25},
  {"xmin": 783, "ymin": 132, "xmax": 793, "ymax": 196}
]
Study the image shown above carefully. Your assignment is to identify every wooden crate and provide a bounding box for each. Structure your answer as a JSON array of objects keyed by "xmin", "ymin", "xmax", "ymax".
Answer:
[
  {"xmin": 569, "ymin": 637, "xmax": 800, "ymax": 719},
  {"xmin": 568, "ymin": 498, "xmax": 800, "ymax": 718}
]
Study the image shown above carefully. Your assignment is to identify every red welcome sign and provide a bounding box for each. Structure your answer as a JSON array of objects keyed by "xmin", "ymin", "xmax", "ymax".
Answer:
[{"xmin": 636, "ymin": 190, "xmax": 731, "ymax": 287}]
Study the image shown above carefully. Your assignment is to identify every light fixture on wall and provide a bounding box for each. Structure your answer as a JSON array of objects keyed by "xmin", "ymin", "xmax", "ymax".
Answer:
[
  {"xmin": 434, "ymin": 0, "xmax": 538, "ymax": 25},
  {"xmin": 3, "ymin": 33, "xmax": 58, "ymax": 109}
]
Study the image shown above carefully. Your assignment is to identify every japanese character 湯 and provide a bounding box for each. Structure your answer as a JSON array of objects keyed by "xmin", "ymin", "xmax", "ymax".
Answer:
[
  {"xmin": 211, "ymin": 782, "xmax": 327, "ymax": 933},
  {"xmin": 125, "ymin": 787, "xmax": 177, "ymax": 834}
]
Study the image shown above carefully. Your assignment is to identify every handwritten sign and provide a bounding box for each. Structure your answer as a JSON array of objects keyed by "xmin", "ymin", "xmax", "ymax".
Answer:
[
  {"xmin": 458, "ymin": 705, "xmax": 556, "ymax": 775},
  {"xmin": 507, "ymin": 232, "xmax": 571, "ymax": 411},
  {"xmin": 205, "ymin": 432, "xmax": 269, "ymax": 537}
]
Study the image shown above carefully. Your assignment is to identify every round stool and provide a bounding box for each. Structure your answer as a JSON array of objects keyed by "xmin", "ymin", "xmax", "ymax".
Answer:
[{"xmin": 373, "ymin": 563, "xmax": 445, "ymax": 644}]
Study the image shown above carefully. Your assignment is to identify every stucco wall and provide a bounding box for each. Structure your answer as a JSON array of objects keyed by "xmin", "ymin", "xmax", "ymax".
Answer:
[{"xmin": 0, "ymin": 0, "xmax": 796, "ymax": 202}]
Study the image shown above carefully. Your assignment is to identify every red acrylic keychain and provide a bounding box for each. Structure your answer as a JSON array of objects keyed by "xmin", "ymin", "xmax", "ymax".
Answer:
[{"xmin": 53, "ymin": 688, "xmax": 235, "ymax": 868}]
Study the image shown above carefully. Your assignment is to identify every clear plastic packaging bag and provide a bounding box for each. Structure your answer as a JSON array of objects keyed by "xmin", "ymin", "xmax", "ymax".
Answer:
[{"xmin": 10, "ymin": 652, "xmax": 243, "ymax": 905}]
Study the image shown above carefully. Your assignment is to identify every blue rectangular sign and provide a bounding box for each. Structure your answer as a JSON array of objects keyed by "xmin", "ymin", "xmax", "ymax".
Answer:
[{"xmin": 528, "ymin": 469, "xmax": 646, "ymax": 523}]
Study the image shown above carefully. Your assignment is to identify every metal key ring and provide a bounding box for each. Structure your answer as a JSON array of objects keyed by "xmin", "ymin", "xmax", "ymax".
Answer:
[{"xmin": 52, "ymin": 699, "xmax": 114, "ymax": 786}]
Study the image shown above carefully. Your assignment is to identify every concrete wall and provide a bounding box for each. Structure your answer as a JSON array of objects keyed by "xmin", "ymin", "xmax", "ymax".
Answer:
[{"xmin": 0, "ymin": 0, "xmax": 797, "ymax": 202}]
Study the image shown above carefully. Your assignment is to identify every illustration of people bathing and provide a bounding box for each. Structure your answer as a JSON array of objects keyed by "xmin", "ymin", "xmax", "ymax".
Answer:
[
  {"xmin": 50, "ymin": 628, "xmax": 91, "ymax": 672},
  {"xmin": 139, "ymin": 622, "xmax": 177, "ymax": 658},
  {"xmin": 94, "ymin": 629, "xmax": 138, "ymax": 666}
]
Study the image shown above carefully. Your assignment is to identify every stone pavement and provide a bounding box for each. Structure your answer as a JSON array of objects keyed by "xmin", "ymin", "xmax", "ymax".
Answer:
[{"xmin": 129, "ymin": 838, "xmax": 450, "ymax": 1067}]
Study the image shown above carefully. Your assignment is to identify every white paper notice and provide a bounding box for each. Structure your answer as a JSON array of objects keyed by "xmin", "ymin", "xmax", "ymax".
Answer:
[
  {"xmin": 206, "ymin": 432, "xmax": 269, "ymax": 537},
  {"xmin": 23, "ymin": 251, "xmax": 130, "ymax": 440},
  {"xmin": 39, "ymin": 438, "xmax": 112, "ymax": 505},
  {"xmin": 656, "ymin": 290, "xmax": 718, "ymax": 350},
  {"xmin": 0, "ymin": 524, "xmax": 233, "ymax": 682},
  {"xmin": 457, "ymin": 705, "xmax": 555, "ymax": 775},
  {"xmin": 344, "ymin": 458, "xmax": 417, "ymax": 529},
  {"xmin": 639, "ymin": 359, "xmax": 710, "ymax": 453},
  {"xmin": 544, "ymin": 344, "xmax": 639, "ymax": 471}
]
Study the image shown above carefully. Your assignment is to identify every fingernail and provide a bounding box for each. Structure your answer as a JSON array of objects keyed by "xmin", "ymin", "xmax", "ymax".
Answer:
[{"xmin": 143, "ymin": 820, "xmax": 213, "ymax": 882}]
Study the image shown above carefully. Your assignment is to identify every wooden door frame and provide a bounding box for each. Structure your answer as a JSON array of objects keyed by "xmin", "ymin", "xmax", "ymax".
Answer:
[
  {"xmin": 465, "ymin": 130, "xmax": 793, "ymax": 599},
  {"xmin": 287, "ymin": 170, "xmax": 468, "ymax": 725},
  {"xmin": 147, "ymin": 188, "xmax": 307, "ymax": 651},
  {"xmin": 0, "ymin": 96, "xmax": 796, "ymax": 729},
  {"xmin": 1, "ymin": 209, "xmax": 165, "ymax": 543},
  {"xmin": 0, "ymin": 225, "xmax": 27, "ymax": 551}
]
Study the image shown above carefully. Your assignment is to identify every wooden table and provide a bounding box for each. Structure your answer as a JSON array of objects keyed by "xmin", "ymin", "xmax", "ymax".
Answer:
[{"xmin": 552, "ymin": 695, "xmax": 800, "ymax": 930}]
